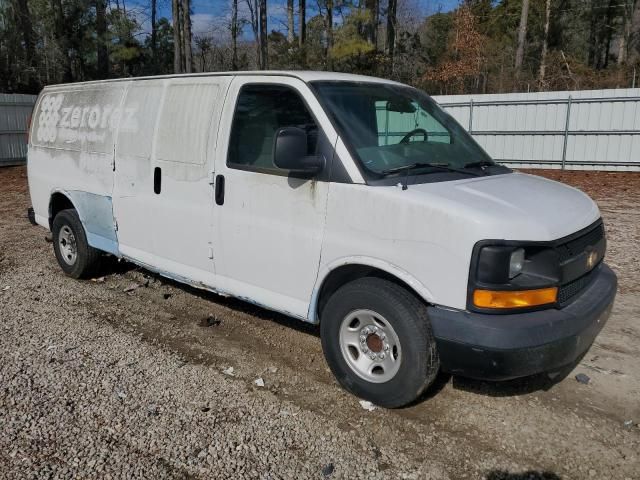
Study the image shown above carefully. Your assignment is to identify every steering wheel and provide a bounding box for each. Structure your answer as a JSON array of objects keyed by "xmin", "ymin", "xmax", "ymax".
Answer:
[{"xmin": 400, "ymin": 128, "xmax": 428, "ymax": 144}]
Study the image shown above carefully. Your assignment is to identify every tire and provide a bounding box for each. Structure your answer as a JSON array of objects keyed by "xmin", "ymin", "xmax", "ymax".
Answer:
[
  {"xmin": 52, "ymin": 209, "xmax": 101, "ymax": 279},
  {"xmin": 320, "ymin": 277, "xmax": 440, "ymax": 408}
]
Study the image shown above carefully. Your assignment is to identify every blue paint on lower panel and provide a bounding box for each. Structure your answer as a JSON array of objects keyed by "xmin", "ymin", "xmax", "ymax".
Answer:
[
  {"xmin": 86, "ymin": 232, "xmax": 119, "ymax": 256},
  {"xmin": 65, "ymin": 191, "xmax": 119, "ymax": 254}
]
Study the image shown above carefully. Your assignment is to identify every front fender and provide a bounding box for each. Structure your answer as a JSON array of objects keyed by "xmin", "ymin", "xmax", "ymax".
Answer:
[{"xmin": 307, "ymin": 256, "xmax": 435, "ymax": 323}]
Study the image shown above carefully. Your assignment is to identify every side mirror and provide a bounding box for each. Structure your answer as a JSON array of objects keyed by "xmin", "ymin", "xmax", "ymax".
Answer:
[{"xmin": 273, "ymin": 127, "xmax": 323, "ymax": 175}]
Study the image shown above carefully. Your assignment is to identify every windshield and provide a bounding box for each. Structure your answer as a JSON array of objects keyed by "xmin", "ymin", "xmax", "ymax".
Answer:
[{"xmin": 311, "ymin": 81, "xmax": 495, "ymax": 177}]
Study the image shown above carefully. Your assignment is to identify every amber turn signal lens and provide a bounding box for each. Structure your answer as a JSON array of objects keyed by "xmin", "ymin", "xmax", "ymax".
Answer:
[{"xmin": 473, "ymin": 287, "xmax": 558, "ymax": 309}]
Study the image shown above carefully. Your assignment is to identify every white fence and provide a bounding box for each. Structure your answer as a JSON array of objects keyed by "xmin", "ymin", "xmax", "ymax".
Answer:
[
  {"xmin": 434, "ymin": 89, "xmax": 640, "ymax": 171},
  {"xmin": 0, "ymin": 93, "xmax": 37, "ymax": 167}
]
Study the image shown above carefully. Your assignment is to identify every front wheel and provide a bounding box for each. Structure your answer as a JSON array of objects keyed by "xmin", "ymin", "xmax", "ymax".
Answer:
[
  {"xmin": 320, "ymin": 277, "xmax": 440, "ymax": 408},
  {"xmin": 52, "ymin": 209, "xmax": 101, "ymax": 279}
]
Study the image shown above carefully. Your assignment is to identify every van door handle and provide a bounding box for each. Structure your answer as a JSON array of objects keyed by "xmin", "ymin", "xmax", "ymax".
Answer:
[
  {"xmin": 154, "ymin": 167, "xmax": 161, "ymax": 194},
  {"xmin": 215, "ymin": 175, "xmax": 225, "ymax": 205}
]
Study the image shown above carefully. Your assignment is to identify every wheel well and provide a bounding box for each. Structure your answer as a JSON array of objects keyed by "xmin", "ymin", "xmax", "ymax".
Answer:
[
  {"xmin": 49, "ymin": 193, "xmax": 74, "ymax": 229},
  {"xmin": 316, "ymin": 264, "xmax": 425, "ymax": 320}
]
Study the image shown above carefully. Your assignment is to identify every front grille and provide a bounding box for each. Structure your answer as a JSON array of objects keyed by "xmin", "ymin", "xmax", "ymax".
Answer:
[
  {"xmin": 555, "ymin": 221, "xmax": 605, "ymax": 304},
  {"xmin": 556, "ymin": 223, "xmax": 604, "ymax": 262},
  {"xmin": 558, "ymin": 268, "xmax": 597, "ymax": 304}
]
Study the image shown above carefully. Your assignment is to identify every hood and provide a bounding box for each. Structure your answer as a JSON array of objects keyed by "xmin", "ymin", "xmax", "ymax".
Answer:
[{"xmin": 402, "ymin": 172, "xmax": 600, "ymax": 241}]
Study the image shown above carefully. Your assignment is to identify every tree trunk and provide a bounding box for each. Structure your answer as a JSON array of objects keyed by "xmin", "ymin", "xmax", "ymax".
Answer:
[
  {"xmin": 538, "ymin": 0, "xmax": 551, "ymax": 87},
  {"xmin": 299, "ymin": 0, "xmax": 306, "ymax": 48},
  {"xmin": 386, "ymin": 0, "xmax": 397, "ymax": 60},
  {"xmin": 151, "ymin": 0, "xmax": 157, "ymax": 64},
  {"xmin": 96, "ymin": 0, "xmax": 108, "ymax": 78},
  {"xmin": 172, "ymin": 0, "xmax": 183, "ymax": 73},
  {"xmin": 182, "ymin": 0, "xmax": 193, "ymax": 72},
  {"xmin": 15, "ymin": 0, "xmax": 36, "ymax": 62},
  {"xmin": 628, "ymin": 0, "xmax": 640, "ymax": 63},
  {"xmin": 514, "ymin": 0, "xmax": 529, "ymax": 70},
  {"xmin": 231, "ymin": 0, "xmax": 238, "ymax": 69},
  {"xmin": 587, "ymin": 1, "xmax": 598, "ymax": 67},
  {"xmin": 51, "ymin": 0, "xmax": 73, "ymax": 81},
  {"xmin": 619, "ymin": 10, "xmax": 630, "ymax": 65},
  {"xmin": 364, "ymin": 0, "xmax": 378, "ymax": 47},
  {"xmin": 326, "ymin": 0, "xmax": 333, "ymax": 69},
  {"xmin": 244, "ymin": 0, "xmax": 261, "ymax": 68},
  {"xmin": 602, "ymin": 0, "xmax": 615, "ymax": 68},
  {"xmin": 259, "ymin": 0, "xmax": 268, "ymax": 69},
  {"xmin": 287, "ymin": 0, "xmax": 295, "ymax": 43}
]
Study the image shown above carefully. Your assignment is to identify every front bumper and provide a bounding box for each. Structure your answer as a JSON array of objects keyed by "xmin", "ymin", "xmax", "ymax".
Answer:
[{"xmin": 428, "ymin": 263, "xmax": 617, "ymax": 381}]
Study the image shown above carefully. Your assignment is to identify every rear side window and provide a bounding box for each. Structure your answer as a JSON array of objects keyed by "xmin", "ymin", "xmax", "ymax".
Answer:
[
  {"xmin": 227, "ymin": 84, "xmax": 318, "ymax": 172},
  {"xmin": 117, "ymin": 83, "xmax": 163, "ymax": 160},
  {"xmin": 156, "ymin": 82, "xmax": 220, "ymax": 165}
]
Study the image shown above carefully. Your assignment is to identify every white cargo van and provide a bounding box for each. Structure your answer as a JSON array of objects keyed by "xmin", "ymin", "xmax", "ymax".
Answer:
[{"xmin": 27, "ymin": 72, "xmax": 617, "ymax": 407}]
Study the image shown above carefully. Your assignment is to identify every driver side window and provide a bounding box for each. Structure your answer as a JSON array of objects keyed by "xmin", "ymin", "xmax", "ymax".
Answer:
[
  {"xmin": 227, "ymin": 84, "xmax": 319, "ymax": 173},
  {"xmin": 376, "ymin": 100, "xmax": 451, "ymax": 146}
]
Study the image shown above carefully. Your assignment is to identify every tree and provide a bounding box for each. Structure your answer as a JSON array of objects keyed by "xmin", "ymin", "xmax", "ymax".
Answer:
[
  {"xmin": 329, "ymin": 7, "xmax": 378, "ymax": 73},
  {"xmin": 96, "ymin": 0, "xmax": 109, "ymax": 78},
  {"xmin": 287, "ymin": 0, "xmax": 295, "ymax": 43},
  {"xmin": 299, "ymin": 0, "xmax": 306, "ymax": 48},
  {"xmin": 3, "ymin": 0, "xmax": 640, "ymax": 94},
  {"xmin": 51, "ymin": 0, "xmax": 73, "ymax": 82},
  {"xmin": 515, "ymin": 0, "xmax": 530, "ymax": 70},
  {"xmin": 245, "ymin": 0, "xmax": 261, "ymax": 68},
  {"xmin": 182, "ymin": 0, "xmax": 193, "ymax": 72},
  {"xmin": 231, "ymin": 0, "xmax": 239, "ymax": 69},
  {"xmin": 318, "ymin": 0, "xmax": 334, "ymax": 69},
  {"xmin": 151, "ymin": 0, "xmax": 158, "ymax": 65},
  {"xmin": 364, "ymin": 0, "xmax": 378, "ymax": 47},
  {"xmin": 259, "ymin": 0, "xmax": 268, "ymax": 68},
  {"xmin": 386, "ymin": 0, "xmax": 397, "ymax": 62},
  {"xmin": 172, "ymin": 0, "xmax": 183, "ymax": 72},
  {"xmin": 423, "ymin": 7, "xmax": 486, "ymax": 93},
  {"xmin": 538, "ymin": 0, "xmax": 551, "ymax": 86},
  {"xmin": 627, "ymin": 0, "xmax": 640, "ymax": 63}
]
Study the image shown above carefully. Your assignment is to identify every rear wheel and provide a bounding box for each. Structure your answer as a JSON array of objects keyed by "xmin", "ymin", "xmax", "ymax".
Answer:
[
  {"xmin": 52, "ymin": 209, "xmax": 100, "ymax": 279},
  {"xmin": 321, "ymin": 277, "xmax": 440, "ymax": 408}
]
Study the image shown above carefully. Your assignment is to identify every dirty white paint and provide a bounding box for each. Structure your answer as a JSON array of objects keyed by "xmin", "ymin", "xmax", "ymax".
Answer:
[{"xmin": 28, "ymin": 71, "xmax": 600, "ymax": 322}]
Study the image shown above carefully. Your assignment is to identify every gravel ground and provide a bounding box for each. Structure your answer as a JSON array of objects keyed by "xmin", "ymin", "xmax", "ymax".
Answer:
[{"xmin": 1, "ymin": 166, "xmax": 639, "ymax": 479}]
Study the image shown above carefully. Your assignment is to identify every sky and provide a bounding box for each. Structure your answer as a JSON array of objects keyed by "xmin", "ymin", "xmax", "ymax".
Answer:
[{"xmin": 125, "ymin": 0, "xmax": 460, "ymax": 40}]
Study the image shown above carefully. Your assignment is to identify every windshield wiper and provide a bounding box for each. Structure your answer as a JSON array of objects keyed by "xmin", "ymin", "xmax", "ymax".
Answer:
[
  {"xmin": 381, "ymin": 162, "xmax": 483, "ymax": 177},
  {"xmin": 463, "ymin": 160, "xmax": 495, "ymax": 170}
]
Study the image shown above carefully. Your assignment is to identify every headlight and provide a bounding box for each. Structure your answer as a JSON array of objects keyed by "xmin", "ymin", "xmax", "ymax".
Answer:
[
  {"xmin": 470, "ymin": 244, "xmax": 560, "ymax": 312},
  {"xmin": 509, "ymin": 248, "xmax": 525, "ymax": 279}
]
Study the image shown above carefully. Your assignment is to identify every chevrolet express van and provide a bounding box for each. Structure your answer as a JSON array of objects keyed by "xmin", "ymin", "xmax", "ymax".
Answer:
[{"xmin": 27, "ymin": 72, "xmax": 617, "ymax": 408}]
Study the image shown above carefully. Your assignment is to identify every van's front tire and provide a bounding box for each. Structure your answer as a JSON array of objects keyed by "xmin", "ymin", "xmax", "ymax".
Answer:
[
  {"xmin": 52, "ymin": 209, "xmax": 100, "ymax": 279},
  {"xmin": 320, "ymin": 277, "xmax": 440, "ymax": 408}
]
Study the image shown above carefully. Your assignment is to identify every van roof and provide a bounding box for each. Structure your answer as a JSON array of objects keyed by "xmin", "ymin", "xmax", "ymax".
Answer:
[{"xmin": 43, "ymin": 71, "xmax": 404, "ymax": 90}]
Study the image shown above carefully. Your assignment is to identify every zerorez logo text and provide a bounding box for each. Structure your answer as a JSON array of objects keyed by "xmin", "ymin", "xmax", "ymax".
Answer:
[{"xmin": 36, "ymin": 93, "xmax": 138, "ymax": 145}]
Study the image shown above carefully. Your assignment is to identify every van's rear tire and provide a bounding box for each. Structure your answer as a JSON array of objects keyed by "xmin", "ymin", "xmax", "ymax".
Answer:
[
  {"xmin": 320, "ymin": 277, "xmax": 440, "ymax": 408},
  {"xmin": 52, "ymin": 209, "xmax": 100, "ymax": 279}
]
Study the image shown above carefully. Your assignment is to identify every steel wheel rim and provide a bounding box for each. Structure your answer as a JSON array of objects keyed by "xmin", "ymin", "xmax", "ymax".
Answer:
[
  {"xmin": 58, "ymin": 225, "xmax": 78, "ymax": 266},
  {"xmin": 339, "ymin": 309, "xmax": 402, "ymax": 384}
]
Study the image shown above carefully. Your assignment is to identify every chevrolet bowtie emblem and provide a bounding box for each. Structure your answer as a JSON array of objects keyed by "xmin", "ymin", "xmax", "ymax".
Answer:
[{"xmin": 586, "ymin": 250, "xmax": 598, "ymax": 269}]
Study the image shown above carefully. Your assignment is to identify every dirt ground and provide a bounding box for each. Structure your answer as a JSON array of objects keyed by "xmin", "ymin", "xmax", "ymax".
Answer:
[{"xmin": 1, "ymin": 166, "xmax": 639, "ymax": 479}]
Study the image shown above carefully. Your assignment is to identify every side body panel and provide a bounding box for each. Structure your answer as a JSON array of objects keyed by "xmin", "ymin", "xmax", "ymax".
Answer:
[
  {"xmin": 211, "ymin": 76, "xmax": 338, "ymax": 319},
  {"xmin": 27, "ymin": 84, "xmax": 127, "ymax": 245},
  {"xmin": 112, "ymin": 76, "xmax": 231, "ymax": 286}
]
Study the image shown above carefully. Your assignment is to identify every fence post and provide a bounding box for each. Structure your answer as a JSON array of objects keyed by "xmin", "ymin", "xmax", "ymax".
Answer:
[
  {"xmin": 468, "ymin": 98, "xmax": 474, "ymax": 133},
  {"xmin": 561, "ymin": 95, "xmax": 572, "ymax": 170}
]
